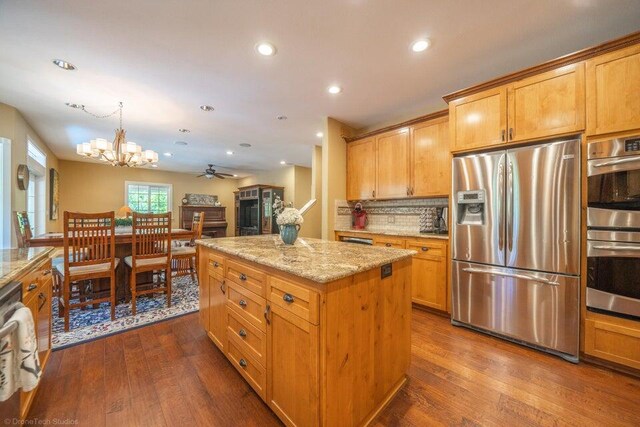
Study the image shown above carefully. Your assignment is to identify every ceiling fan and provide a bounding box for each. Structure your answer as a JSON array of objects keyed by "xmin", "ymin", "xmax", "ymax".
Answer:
[{"xmin": 197, "ymin": 164, "xmax": 234, "ymax": 179}]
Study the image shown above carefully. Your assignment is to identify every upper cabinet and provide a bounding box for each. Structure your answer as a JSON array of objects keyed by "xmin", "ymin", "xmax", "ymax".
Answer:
[
  {"xmin": 586, "ymin": 44, "xmax": 640, "ymax": 136},
  {"xmin": 346, "ymin": 137, "xmax": 376, "ymax": 200},
  {"xmin": 412, "ymin": 117, "xmax": 450, "ymax": 197},
  {"xmin": 508, "ymin": 63, "xmax": 585, "ymax": 142},
  {"xmin": 376, "ymin": 129, "xmax": 410, "ymax": 199},
  {"xmin": 449, "ymin": 87, "xmax": 507, "ymax": 152},
  {"xmin": 449, "ymin": 63, "xmax": 586, "ymax": 152}
]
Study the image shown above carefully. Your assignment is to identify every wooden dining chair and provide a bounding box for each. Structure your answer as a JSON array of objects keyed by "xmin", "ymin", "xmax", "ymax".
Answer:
[
  {"xmin": 13, "ymin": 211, "xmax": 32, "ymax": 248},
  {"xmin": 58, "ymin": 211, "xmax": 119, "ymax": 331},
  {"xmin": 125, "ymin": 212, "xmax": 172, "ymax": 315},
  {"xmin": 171, "ymin": 211, "xmax": 204, "ymax": 280}
]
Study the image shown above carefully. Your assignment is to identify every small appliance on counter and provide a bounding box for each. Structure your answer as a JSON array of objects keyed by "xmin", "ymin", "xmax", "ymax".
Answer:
[
  {"xmin": 420, "ymin": 206, "xmax": 449, "ymax": 234},
  {"xmin": 351, "ymin": 203, "xmax": 368, "ymax": 230}
]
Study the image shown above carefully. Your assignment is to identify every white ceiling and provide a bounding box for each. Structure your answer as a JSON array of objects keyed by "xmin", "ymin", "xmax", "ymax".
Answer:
[{"xmin": 0, "ymin": 1, "xmax": 639, "ymax": 174}]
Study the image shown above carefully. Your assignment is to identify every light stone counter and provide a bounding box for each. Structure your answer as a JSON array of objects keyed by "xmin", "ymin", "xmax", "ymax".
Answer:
[
  {"xmin": 196, "ymin": 235, "xmax": 415, "ymax": 283},
  {"xmin": 0, "ymin": 247, "xmax": 55, "ymax": 289}
]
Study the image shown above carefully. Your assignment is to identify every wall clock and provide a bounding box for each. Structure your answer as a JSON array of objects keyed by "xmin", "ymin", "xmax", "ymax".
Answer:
[{"xmin": 17, "ymin": 164, "xmax": 30, "ymax": 190}]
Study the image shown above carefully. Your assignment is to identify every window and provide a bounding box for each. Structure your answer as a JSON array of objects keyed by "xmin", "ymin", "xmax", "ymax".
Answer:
[
  {"xmin": 125, "ymin": 181, "xmax": 172, "ymax": 214},
  {"xmin": 0, "ymin": 138, "xmax": 10, "ymax": 248},
  {"xmin": 26, "ymin": 139, "xmax": 46, "ymax": 237}
]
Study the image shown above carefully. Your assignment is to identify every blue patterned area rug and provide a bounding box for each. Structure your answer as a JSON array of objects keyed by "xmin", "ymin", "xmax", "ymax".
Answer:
[{"xmin": 51, "ymin": 275, "xmax": 199, "ymax": 349}]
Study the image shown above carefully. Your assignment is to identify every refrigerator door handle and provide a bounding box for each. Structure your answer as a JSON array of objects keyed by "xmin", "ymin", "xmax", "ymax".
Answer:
[
  {"xmin": 497, "ymin": 158, "xmax": 505, "ymax": 252},
  {"xmin": 506, "ymin": 159, "xmax": 514, "ymax": 252},
  {"xmin": 461, "ymin": 267, "xmax": 560, "ymax": 286}
]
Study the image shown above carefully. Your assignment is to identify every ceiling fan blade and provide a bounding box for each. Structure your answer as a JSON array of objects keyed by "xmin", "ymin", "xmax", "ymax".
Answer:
[
  {"xmin": 216, "ymin": 172, "xmax": 234, "ymax": 177},
  {"xmin": 213, "ymin": 173, "xmax": 227, "ymax": 179},
  {"xmin": 196, "ymin": 174, "xmax": 205, "ymax": 177}
]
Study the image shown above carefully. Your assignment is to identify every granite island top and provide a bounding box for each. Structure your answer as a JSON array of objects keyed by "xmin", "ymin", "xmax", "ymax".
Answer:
[
  {"xmin": 334, "ymin": 228, "xmax": 449, "ymax": 240},
  {"xmin": 196, "ymin": 235, "xmax": 416, "ymax": 283},
  {"xmin": 0, "ymin": 247, "xmax": 55, "ymax": 289}
]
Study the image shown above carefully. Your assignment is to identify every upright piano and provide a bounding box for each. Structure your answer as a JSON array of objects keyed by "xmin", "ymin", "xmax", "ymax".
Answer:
[{"xmin": 179, "ymin": 205, "xmax": 227, "ymax": 238}]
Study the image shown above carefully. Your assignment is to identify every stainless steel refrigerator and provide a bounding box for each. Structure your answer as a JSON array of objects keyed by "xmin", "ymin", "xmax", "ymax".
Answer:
[{"xmin": 451, "ymin": 138, "xmax": 581, "ymax": 362}]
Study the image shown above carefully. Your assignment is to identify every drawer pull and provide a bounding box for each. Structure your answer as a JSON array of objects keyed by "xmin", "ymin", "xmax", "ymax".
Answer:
[
  {"xmin": 238, "ymin": 329, "xmax": 247, "ymax": 338},
  {"xmin": 239, "ymin": 299, "xmax": 247, "ymax": 308},
  {"xmin": 421, "ymin": 247, "xmax": 429, "ymax": 252},
  {"xmin": 283, "ymin": 293, "xmax": 295, "ymax": 304},
  {"xmin": 212, "ymin": 261, "xmax": 219, "ymax": 268},
  {"xmin": 43, "ymin": 269, "xmax": 52, "ymax": 276},
  {"xmin": 27, "ymin": 283, "xmax": 37, "ymax": 291},
  {"xmin": 220, "ymin": 280, "xmax": 226, "ymax": 294},
  {"xmin": 385, "ymin": 243, "xmax": 392, "ymax": 247},
  {"xmin": 239, "ymin": 273, "xmax": 247, "ymax": 281},
  {"xmin": 239, "ymin": 358, "xmax": 248, "ymax": 368}
]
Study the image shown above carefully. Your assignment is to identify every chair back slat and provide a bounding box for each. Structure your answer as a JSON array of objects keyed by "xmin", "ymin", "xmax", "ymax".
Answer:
[
  {"xmin": 63, "ymin": 211, "xmax": 116, "ymax": 271},
  {"xmin": 132, "ymin": 212, "xmax": 172, "ymax": 261},
  {"xmin": 14, "ymin": 211, "xmax": 32, "ymax": 248},
  {"xmin": 191, "ymin": 211, "xmax": 205, "ymax": 243}
]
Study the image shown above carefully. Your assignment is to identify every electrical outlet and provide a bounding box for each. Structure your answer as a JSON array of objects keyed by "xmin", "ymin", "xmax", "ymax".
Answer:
[{"xmin": 387, "ymin": 215, "xmax": 395, "ymax": 223}]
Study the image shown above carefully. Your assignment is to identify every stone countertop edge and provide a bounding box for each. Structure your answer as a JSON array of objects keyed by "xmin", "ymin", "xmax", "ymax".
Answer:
[
  {"xmin": 334, "ymin": 228, "xmax": 449, "ymax": 240},
  {"xmin": 196, "ymin": 236, "xmax": 416, "ymax": 284},
  {"xmin": 0, "ymin": 247, "xmax": 55, "ymax": 289}
]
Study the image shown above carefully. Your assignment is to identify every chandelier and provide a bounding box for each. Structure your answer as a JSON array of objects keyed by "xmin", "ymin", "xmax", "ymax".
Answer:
[{"xmin": 75, "ymin": 102, "xmax": 159, "ymax": 167}]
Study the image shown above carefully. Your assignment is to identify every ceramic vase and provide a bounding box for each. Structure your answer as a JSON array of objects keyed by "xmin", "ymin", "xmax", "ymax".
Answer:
[{"xmin": 280, "ymin": 224, "xmax": 300, "ymax": 245}]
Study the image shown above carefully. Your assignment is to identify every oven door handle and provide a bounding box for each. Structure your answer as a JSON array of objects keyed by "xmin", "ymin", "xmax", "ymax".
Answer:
[
  {"xmin": 462, "ymin": 267, "xmax": 560, "ymax": 286},
  {"xmin": 591, "ymin": 156, "xmax": 640, "ymax": 168},
  {"xmin": 592, "ymin": 245, "xmax": 640, "ymax": 251}
]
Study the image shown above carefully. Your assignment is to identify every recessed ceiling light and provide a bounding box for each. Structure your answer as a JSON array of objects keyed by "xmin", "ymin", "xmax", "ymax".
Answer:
[
  {"xmin": 200, "ymin": 105, "xmax": 214, "ymax": 112},
  {"xmin": 174, "ymin": 141, "xmax": 188, "ymax": 146},
  {"xmin": 178, "ymin": 128, "xmax": 190, "ymax": 133},
  {"xmin": 411, "ymin": 39, "xmax": 431, "ymax": 52},
  {"xmin": 255, "ymin": 42, "xmax": 277, "ymax": 56},
  {"xmin": 280, "ymin": 160, "xmax": 286, "ymax": 165},
  {"xmin": 151, "ymin": 164, "xmax": 158, "ymax": 168},
  {"xmin": 233, "ymin": 174, "xmax": 238, "ymax": 177},
  {"xmin": 327, "ymin": 85, "xmax": 342, "ymax": 94},
  {"xmin": 316, "ymin": 132, "xmax": 323, "ymax": 138},
  {"xmin": 52, "ymin": 59, "xmax": 76, "ymax": 70},
  {"xmin": 65, "ymin": 102, "xmax": 83, "ymax": 109},
  {"xmin": 163, "ymin": 152, "xmax": 173, "ymax": 157},
  {"xmin": 239, "ymin": 143, "xmax": 252, "ymax": 148},
  {"xmin": 277, "ymin": 115, "xmax": 287, "ymax": 120},
  {"xmin": 226, "ymin": 150, "xmax": 234, "ymax": 155}
]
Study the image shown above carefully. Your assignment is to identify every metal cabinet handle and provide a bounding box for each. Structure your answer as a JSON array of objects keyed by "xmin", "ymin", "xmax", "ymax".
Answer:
[
  {"xmin": 411, "ymin": 188, "xmax": 414, "ymax": 196},
  {"xmin": 385, "ymin": 243, "xmax": 392, "ymax": 247},
  {"xmin": 406, "ymin": 187, "xmax": 410, "ymax": 196},
  {"xmin": 372, "ymin": 190, "xmax": 376, "ymax": 198},
  {"xmin": 283, "ymin": 293, "xmax": 295, "ymax": 303},
  {"xmin": 501, "ymin": 129, "xmax": 505, "ymax": 141},
  {"xmin": 212, "ymin": 261, "xmax": 219, "ymax": 268},
  {"xmin": 239, "ymin": 359, "xmax": 247, "ymax": 368},
  {"xmin": 238, "ymin": 329, "xmax": 247, "ymax": 338},
  {"xmin": 38, "ymin": 292, "xmax": 47, "ymax": 310},
  {"xmin": 220, "ymin": 280, "xmax": 226, "ymax": 294},
  {"xmin": 508, "ymin": 128, "xmax": 513, "ymax": 140},
  {"xmin": 27, "ymin": 283, "xmax": 37, "ymax": 291},
  {"xmin": 264, "ymin": 304, "xmax": 271, "ymax": 324},
  {"xmin": 238, "ymin": 299, "xmax": 247, "ymax": 307},
  {"xmin": 43, "ymin": 269, "xmax": 52, "ymax": 276},
  {"xmin": 239, "ymin": 273, "xmax": 247, "ymax": 281},
  {"xmin": 421, "ymin": 247, "xmax": 429, "ymax": 251}
]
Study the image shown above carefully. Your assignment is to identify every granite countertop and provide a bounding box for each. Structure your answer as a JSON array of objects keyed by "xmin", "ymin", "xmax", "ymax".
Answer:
[
  {"xmin": 0, "ymin": 247, "xmax": 55, "ymax": 289},
  {"xmin": 196, "ymin": 235, "xmax": 415, "ymax": 284},
  {"xmin": 334, "ymin": 228, "xmax": 449, "ymax": 240}
]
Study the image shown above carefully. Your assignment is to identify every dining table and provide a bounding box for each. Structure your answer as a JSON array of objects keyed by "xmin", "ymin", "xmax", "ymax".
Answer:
[{"xmin": 29, "ymin": 228, "xmax": 195, "ymax": 302}]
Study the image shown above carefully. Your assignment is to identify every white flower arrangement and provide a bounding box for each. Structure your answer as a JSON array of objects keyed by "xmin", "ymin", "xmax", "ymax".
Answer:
[{"xmin": 276, "ymin": 207, "xmax": 304, "ymax": 225}]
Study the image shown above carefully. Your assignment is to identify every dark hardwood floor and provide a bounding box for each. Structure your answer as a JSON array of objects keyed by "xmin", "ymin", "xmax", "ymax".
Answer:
[{"xmin": 28, "ymin": 310, "xmax": 640, "ymax": 426}]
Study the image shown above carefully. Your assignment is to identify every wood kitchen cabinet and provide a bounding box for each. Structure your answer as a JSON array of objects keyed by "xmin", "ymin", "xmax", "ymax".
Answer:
[
  {"xmin": 346, "ymin": 137, "xmax": 376, "ymax": 200},
  {"xmin": 376, "ymin": 129, "xmax": 410, "ymax": 199},
  {"xmin": 411, "ymin": 116, "xmax": 450, "ymax": 197},
  {"xmin": 373, "ymin": 236, "xmax": 406, "ymax": 249},
  {"xmin": 208, "ymin": 274, "xmax": 227, "ymax": 351},
  {"xmin": 584, "ymin": 311, "xmax": 640, "ymax": 370},
  {"xmin": 586, "ymin": 43, "xmax": 640, "ymax": 136},
  {"xmin": 406, "ymin": 240, "xmax": 448, "ymax": 312},
  {"xmin": 450, "ymin": 86, "xmax": 507, "ymax": 152}
]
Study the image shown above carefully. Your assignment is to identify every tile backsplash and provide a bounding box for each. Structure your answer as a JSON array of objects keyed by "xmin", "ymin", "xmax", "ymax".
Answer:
[{"xmin": 335, "ymin": 198, "xmax": 449, "ymax": 234}]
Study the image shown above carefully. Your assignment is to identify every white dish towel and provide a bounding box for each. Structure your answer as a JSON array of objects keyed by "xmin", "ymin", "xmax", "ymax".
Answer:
[{"xmin": 0, "ymin": 304, "xmax": 42, "ymax": 402}]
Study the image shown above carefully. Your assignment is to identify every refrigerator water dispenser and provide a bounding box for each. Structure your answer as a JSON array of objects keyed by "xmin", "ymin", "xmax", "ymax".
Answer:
[{"xmin": 456, "ymin": 190, "xmax": 485, "ymax": 225}]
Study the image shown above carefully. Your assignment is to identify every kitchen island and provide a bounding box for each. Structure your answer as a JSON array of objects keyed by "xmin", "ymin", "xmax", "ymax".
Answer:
[{"xmin": 196, "ymin": 235, "xmax": 414, "ymax": 427}]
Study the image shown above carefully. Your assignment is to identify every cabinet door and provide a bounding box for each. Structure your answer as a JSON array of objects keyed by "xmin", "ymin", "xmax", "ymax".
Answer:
[
  {"xmin": 450, "ymin": 87, "xmax": 507, "ymax": 152},
  {"xmin": 37, "ymin": 278, "xmax": 52, "ymax": 365},
  {"xmin": 346, "ymin": 138, "xmax": 376, "ymax": 200},
  {"xmin": 508, "ymin": 63, "xmax": 585, "ymax": 142},
  {"xmin": 198, "ymin": 267, "xmax": 211, "ymax": 330},
  {"xmin": 376, "ymin": 129, "xmax": 410, "ymax": 199},
  {"xmin": 586, "ymin": 44, "xmax": 640, "ymax": 136},
  {"xmin": 267, "ymin": 304, "xmax": 319, "ymax": 427},
  {"xmin": 411, "ymin": 117, "xmax": 450, "ymax": 197},
  {"xmin": 209, "ymin": 274, "xmax": 227, "ymax": 351},
  {"xmin": 406, "ymin": 241, "xmax": 447, "ymax": 311}
]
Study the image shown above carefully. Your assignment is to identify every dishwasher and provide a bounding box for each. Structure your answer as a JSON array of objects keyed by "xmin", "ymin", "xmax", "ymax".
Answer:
[
  {"xmin": 0, "ymin": 280, "xmax": 23, "ymax": 418},
  {"xmin": 338, "ymin": 236, "xmax": 373, "ymax": 245}
]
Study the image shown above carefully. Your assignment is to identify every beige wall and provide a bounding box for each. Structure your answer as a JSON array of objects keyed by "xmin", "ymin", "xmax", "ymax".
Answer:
[
  {"xmin": 0, "ymin": 103, "xmax": 60, "ymax": 247},
  {"xmin": 321, "ymin": 117, "xmax": 355, "ymax": 240},
  {"xmin": 58, "ymin": 160, "xmax": 239, "ymax": 232},
  {"xmin": 238, "ymin": 167, "xmax": 295, "ymax": 204}
]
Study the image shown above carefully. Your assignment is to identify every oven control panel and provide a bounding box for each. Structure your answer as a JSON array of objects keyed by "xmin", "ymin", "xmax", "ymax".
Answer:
[{"xmin": 624, "ymin": 137, "xmax": 640, "ymax": 153}]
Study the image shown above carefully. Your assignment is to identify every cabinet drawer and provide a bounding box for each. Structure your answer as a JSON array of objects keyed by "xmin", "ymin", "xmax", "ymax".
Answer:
[
  {"xmin": 226, "ymin": 338, "xmax": 266, "ymax": 400},
  {"xmin": 227, "ymin": 282, "xmax": 267, "ymax": 332},
  {"xmin": 585, "ymin": 317, "xmax": 640, "ymax": 370},
  {"xmin": 374, "ymin": 236, "xmax": 406, "ymax": 249},
  {"xmin": 207, "ymin": 252, "xmax": 225, "ymax": 278},
  {"xmin": 227, "ymin": 308, "xmax": 266, "ymax": 367},
  {"xmin": 21, "ymin": 260, "xmax": 52, "ymax": 297},
  {"xmin": 406, "ymin": 240, "xmax": 446, "ymax": 258},
  {"xmin": 268, "ymin": 276, "xmax": 320, "ymax": 325},
  {"xmin": 226, "ymin": 259, "xmax": 266, "ymax": 297}
]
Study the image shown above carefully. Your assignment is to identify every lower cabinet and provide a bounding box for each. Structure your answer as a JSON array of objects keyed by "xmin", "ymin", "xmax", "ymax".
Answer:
[
  {"xmin": 267, "ymin": 304, "xmax": 319, "ymax": 427},
  {"xmin": 584, "ymin": 312, "xmax": 640, "ymax": 370},
  {"xmin": 406, "ymin": 240, "xmax": 448, "ymax": 312},
  {"xmin": 208, "ymin": 274, "xmax": 227, "ymax": 351}
]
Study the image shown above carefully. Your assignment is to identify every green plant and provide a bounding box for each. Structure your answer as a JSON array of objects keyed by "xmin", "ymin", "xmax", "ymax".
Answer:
[{"xmin": 115, "ymin": 217, "xmax": 133, "ymax": 227}]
